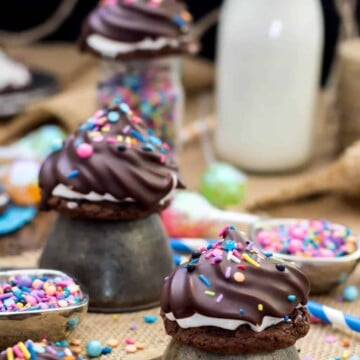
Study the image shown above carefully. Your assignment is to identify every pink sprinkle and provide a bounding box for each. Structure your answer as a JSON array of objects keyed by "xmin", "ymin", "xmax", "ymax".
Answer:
[
  {"xmin": 237, "ymin": 243, "xmax": 243, "ymax": 250},
  {"xmin": 225, "ymin": 266, "xmax": 231, "ymax": 279},
  {"xmin": 232, "ymin": 250, "xmax": 241, "ymax": 258},
  {"xmin": 216, "ymin": 294, "xmax": 223, "ymax": 303},
  {"xmin": 325, "ymin": 335, "xmax": 337, "ymax": 344},
  {"xmin": 132, "ymin": 115, "xmax": 142, "ymax": 123},
  {"xmin": 76, "ymin": 143, "xmax": 94, "ymax": 158},
  {"xmin": 123, "ymin": 125, "xmax": 131, "ymax": 134},
  {"xmin": 130, "ymin": 322, "xmax": 137, "ymax": 330},
  {"xmin": 93, "ymin": 136, "xmax": 104, "ymax": 142},
  {"xmin": 212, "ymin": 249, "xmax": 223, "ymax": 257},
  {"xmin": 199, "ymin": 247, "xmax": 206, "ymax": 253},
  {"xmin": 94, "ymin": 110, "xmax": 104, "ymax": 118},
  {"xmin": 160, "ymin": 154, "xmax": 166, "ymax": 163},
  {"xmin": 125, "ymin": 338, "xmax": 135, "ymax": 344},
  {"xmin": 205, "ymin": 252, "xmax": 212, "ymax": 259},
  {"xmin": 218, "ymin": 226, "xmax": 229, "ymax": 237},
  {"xmin": 106, "ymin": 137, "xmax": 117, "ymax": 144},
  {"xmin": 301, "ymin": 356, "xmax": 313, "ymax": 360}
]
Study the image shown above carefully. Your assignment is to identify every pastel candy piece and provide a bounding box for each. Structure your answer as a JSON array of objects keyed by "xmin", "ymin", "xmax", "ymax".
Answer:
[
  {"xmin": 0, "ymin": 205, "xmax": 36, "ymax": 235},
  {"xmin": 3, "ymin": 160, "xmax": 41, "ymax": 206},
  {"xmin": 200, "ymin": 162, "xmax": 247, "ymax": 208},
  {"xmin": 76, "ymin": 143, "xmax": 94, "ymax": 158}
]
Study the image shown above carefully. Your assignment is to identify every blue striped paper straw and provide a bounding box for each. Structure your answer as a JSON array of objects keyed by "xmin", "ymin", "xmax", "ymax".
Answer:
[
  {"xmin": 169, "ymin": 238, "xmax": 216, "ymax": 253},
  {"xmin": 307, "ymin": 300, "xmax": 360, "ymax": 332}
]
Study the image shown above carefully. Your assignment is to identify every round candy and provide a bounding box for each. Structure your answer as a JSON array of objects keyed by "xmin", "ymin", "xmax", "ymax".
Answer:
[
  {"xmin": 200, "ymin": 162, "xmax": 247, "ymax": 208},
  {"xmin": 86, "ymin": 340, "xmax": 103, "ymax": 358},
  {"xmin": 76, "ymin": 143, "xmax": 94, "ymax": 158},
  {"xmin": 342, "ymin": 285, "xmax": 359, "ymax": 302}
]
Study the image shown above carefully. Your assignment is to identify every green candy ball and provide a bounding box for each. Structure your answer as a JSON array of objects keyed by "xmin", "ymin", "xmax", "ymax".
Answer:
[{"xmin": 200, "ymin": 162, "xmax": 247, "ymax": 208}]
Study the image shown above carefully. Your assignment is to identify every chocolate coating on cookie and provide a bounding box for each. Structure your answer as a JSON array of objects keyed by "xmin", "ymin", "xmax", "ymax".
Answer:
[
  {"xmin": 0, "ymin": 185, "xmax": 10, "ymax": 215},
  {"xmin": 79, "ymin": 0, "xmax": 199, "ymax": 59},
  {"xmin": 39, "ymin": 103, "xmax": 184, "ymax": 215},
  {"xmin": 161, "ymin": 226, "xmax": 310, "ymax": 329}
]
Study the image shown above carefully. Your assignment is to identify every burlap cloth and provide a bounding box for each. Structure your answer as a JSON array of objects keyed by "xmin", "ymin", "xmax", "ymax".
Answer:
[
  {"xmin": 1, "ymin": 250, "xmax": 360, "ymax": 360},
  {"xmin": 1, "ymin": 44, "xmax": 360, "ymax": 359}
]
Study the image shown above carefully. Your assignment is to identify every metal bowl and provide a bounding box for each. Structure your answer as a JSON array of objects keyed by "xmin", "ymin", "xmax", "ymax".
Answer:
[
  {"xmin": 250, "ymin": 218, "xmax": 360, "ymax": 295},
  {"xmin": 0, "ymin": 269, "xmax": 88, "ymax": 349}
]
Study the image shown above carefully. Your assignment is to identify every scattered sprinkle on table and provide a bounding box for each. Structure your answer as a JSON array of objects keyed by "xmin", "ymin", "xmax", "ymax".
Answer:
[
  {"xmin": 325, "ymin": 335, "xmax": 338, "ymax": 344},
  {"xmin": 143, "ymin": 314, "xmax": 158, "ymax": 323},
  {"xmin": 342, "ymin": 285, "xmax": 359, "ymax": 302}
]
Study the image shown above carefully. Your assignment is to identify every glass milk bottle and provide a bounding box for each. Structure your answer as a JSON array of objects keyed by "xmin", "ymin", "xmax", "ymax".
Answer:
[
  {"xmin": 216, "ymin": 0, "xmax": 323, "ymax": 172},
  {"xmin": 97, "ymin": 57, "xmax": 184, "ymax": 153}
]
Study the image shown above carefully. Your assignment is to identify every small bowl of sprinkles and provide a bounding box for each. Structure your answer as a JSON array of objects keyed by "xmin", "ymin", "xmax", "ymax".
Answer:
[
  {"xmin": 0, "ymin": 269, "xmax": 88, "ymax": 349},
  {"xmin": 251, "ymin": 218, "xmax": 360, "ymax": 294}
]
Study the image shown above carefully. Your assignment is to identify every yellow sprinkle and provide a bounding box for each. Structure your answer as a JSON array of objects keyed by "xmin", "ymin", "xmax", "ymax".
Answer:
[
  {"xmin": 90, "ymin": 131, "xmax": 101, "ymax": 137},
  {"xmin": 6, "ymin": 348, "xmax": 14, "ymax": 360},
  {"xmin": 117, "ymin": 135, "xmax": 123, "ymax": 142},
  {"xmin": 204, "ymin": 290, "xmax": 216, "ymax": 296},
  {"xmin": 258, "ymin": 304, "xmax": 264, "ymax": 311},
  {"xmin": 112, "ymin": 314, "xmax": 119, "ymax": 320},
  {"xmin": 101, "ymin": 126, "xmax": 110, "ymax": 132},
  {"xmin": 342, "ymin": 350, "xmax": 350, "ymax": 360},
  {"xmin": 18, "ymin": 342, "xmax": 31, "ymax": 360},
  {"xmin": 126, "ymin": 137, "xmax": 131, "ymax": 144},
  {"xmin": 242, "ymin": 253, "xmax": 260, "ymax": 268}
]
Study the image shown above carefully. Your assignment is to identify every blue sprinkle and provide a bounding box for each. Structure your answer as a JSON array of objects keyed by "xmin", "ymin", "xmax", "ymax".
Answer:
[
  {"xmin": 108, "ymin": 111, "xmax": 120, "ymax": 123},
  {"xmin": 101, "ymin": 346, "xmax": 112, "ymax": 355},
  {"xmin": 79, "ymin": 123, "xmax": 89, "ymax": 131},
  {"xmin": 264, "ymin": 252, "xmax": 273, "ymax": 257},
  {"xmin": 223, "ymin": 240, "xmax": 237, "ymax": 251},
  {"xmin": 147, "ymin": 128, "xmax": 155, "ymax": 136},
  {"xmin": 149, "ymin": 136, "xmax": 162, "ymax": 146},
  {"xmin": 207, "ymin": 244, "xmax": 212, "ymax": 250},
  {"xmin": 189, "ymin": 258, "xmax": 199, "ymax": 265},
  {"xmin": 113, "ymin": 97, "xmax": 121, "ymax": 105},
  {"xmin": 287, "ymin": 294, "xmax": 296, "ymax": 302},
  {"xmin": 229, "ymin": 225, "xmax": 236, "ymax": 230},
  {"xmin": 130, "ymin": 129, "xmax": 146, "ymax": 142},
  {"xmin": 172, "ymin": 15, "xmax": 186, "ymax": 27},
  {"xmin": 199, "ymin": 274, "xmax": 211, "ymax": 287},
  {"xmin": 119, "ymin": 103, "xmax": 130, "ymax": 113},
  {"xmin": 75, "ymin": 138, "xmax": 83, "ymax": 147},
  {"xmin": 239, "ymin": 308, "xmax": 245, "ymax": 314},
  {"xmin": 143, "ymin": 144, "xmax": 154, "ymax": 152},
  {"xmin": 144, "ymin": 315, "xmax": 158, "ymax": 324},
  {"xmin": 67, "ymin": 170, "xmax": 80, "ymax": 179},
  {"xmin": 284, "ymin": 315, "xmax": 290, "ymax": 322},
  {"xmin": 57, "ymin": 351, "xmax": 65, "ymax": 357},
  {"xmin": 26, "ymin": 340, "xmax": 38, "ymax": 358},
  {"xmin": 33, "ymin": 343, "xmax": 46, "ymax": 353}
]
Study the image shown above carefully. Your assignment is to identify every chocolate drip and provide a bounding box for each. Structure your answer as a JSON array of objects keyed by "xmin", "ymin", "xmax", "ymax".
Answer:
[
  {"xmin": 39, "ymin": 104, "xmax": 184, "ymax": 210},
  {"xmin": 161, "ymin": 227, "xmax": 310, "ymax": 328}
]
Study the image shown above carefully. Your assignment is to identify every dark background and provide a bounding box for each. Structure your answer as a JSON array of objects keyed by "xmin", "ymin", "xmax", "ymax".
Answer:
[{"xmin": 0, "ymin": 0, "xmax": 358, "ymax": 85}]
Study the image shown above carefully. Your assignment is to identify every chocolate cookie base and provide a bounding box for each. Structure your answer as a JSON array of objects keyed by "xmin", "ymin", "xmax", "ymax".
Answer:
[
  {"xmin": 45, "ymin": 196, "xmax": 169, "ymax": 221},
  {"xmin": 162, "ymin": 307, "xmax": 310, "ymax": 355}
]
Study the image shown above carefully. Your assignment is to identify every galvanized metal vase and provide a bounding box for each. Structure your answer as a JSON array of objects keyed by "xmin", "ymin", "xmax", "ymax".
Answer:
[{"xmin": 40, "ymin": 213, "xmax": 173, "ymax": 312}]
